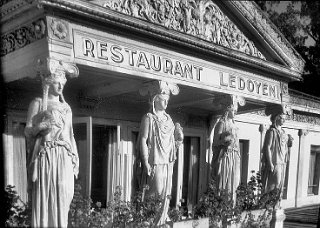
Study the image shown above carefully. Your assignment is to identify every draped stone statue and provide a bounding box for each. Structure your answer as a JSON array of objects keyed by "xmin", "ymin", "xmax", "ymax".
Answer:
[
  {"xmin": 25, "ymin": 58, "xmax": 79, "ymax": 228},
  {"xmin": 137, "ymin": 80, "xmax": 183, "ymax": 226},
  {"xmin": 210, "ymin": 95, "xmax": 245, "ymax": 202},
  {"xmin": 261, "ymin": 104, "xmax": 293, "ymax": 199}
]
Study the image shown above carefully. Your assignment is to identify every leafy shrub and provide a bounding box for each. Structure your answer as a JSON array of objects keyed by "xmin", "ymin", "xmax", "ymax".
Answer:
[
  {"xmin": 4, "ymin": 185, "xmax": 31, "ymax": 227},
  {"xmin": 194, "ymin": 171, "xmax": 281, "ymax": 227}
]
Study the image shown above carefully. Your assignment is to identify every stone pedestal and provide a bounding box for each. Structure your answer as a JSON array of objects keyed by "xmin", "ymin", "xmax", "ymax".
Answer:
[{"xmin": 270, "ymin": 209, "xmax": 286, "ymax": 228}]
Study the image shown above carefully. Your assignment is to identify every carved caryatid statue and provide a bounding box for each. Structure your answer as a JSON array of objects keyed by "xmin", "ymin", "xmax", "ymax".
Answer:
[
  {"xmin": 210, "ymin": 95, "xmax": 245, "ymax": 202},
  {"xmin": 25, "ymin": 58, "xmax": 79, "ymax": 228},
  {"xmin": 137, "ymin": 80, "xmax": 183, "ymax": 226},
  {"xmin": 261, "ymin": 104, "xmax": 293, "ymax": 201}
]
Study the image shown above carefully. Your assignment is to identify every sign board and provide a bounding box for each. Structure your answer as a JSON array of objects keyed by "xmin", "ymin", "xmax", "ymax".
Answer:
[{"xmin": 73, "ymin": 29, "xmax": 282, "ymax": 103}]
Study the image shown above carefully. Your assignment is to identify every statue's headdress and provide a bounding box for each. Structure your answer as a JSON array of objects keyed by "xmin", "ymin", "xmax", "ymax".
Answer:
[
  {"xmin": 139, "ymin": 80, "xmax": 179, "ymax": 112},
  {"xmin": 265, "ymin": 104, "xmax": 292, "ymax": 122},
  {"xmin": 213, "ymin": 94, "xmax": 246, "ymax": 113}
]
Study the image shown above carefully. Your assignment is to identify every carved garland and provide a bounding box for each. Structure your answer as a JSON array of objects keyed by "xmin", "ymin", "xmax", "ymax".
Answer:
[
  {"xmin": 103, "ymin": 0, "xmax": 265, "ymax": 60},
  {"xmin": 290, "ymin": 95, "xmax": 320, "ymax": 110},
  {"xmin": 1, "ymin": 18, "xmax": 46, "ymax": 57},
  {"xmin": 231, "ymin": 1, "xmax": 305, "ymax": 73},
  {"xmin": 251, "ymin": 110, "xmax": 320, "ymax": 126}
]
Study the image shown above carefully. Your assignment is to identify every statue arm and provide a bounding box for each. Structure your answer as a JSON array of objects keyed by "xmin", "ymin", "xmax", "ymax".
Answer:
[
  {"xmin": 264, "ymin": 130, "xmax": 274, "ymax": 171},
  {"xmin": 140, "ymin": 115, "xmax": 151, "ymax": 174},
  {"xmin": 68, "ymin": 111, "xmax": 79, "ymax": 178},
  {"xmin": 213, "ymin": 121, "xmax": 224, "ymax": 147},
  {"xmin": 24, "ymin": 98, "xmax": 42, "ymax": 138}
]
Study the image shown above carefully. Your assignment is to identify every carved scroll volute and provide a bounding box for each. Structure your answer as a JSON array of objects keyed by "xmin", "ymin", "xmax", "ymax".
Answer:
[
  {"xmin": 213, "ymin": 94, "xmax": 246, "ymax": 112},
  {"xmin": 37, "ymin": 58, "xmax": 79, "ymax": 78}
]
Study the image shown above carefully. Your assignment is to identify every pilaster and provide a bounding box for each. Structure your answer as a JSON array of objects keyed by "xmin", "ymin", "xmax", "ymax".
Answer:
[{"xmin": 295, "ymin": 129, "xmax": 309, "ymax": 207}]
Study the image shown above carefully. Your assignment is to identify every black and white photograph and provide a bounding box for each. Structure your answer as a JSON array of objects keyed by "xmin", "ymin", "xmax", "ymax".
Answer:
[{"xmin": 1, "ymin": 1, "xmax": 320, "ymax": 227}]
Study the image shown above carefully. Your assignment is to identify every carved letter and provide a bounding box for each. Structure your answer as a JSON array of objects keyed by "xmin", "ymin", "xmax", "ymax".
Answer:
[
  {"xmin": 247, "ymin": 79, "xmax": 254, "ymax": 92},
  {"xmin": 269, "ymin": 85, "xmax": 276, "ymax": 98},
  {"xmin": 229, "ymin": 75, "xmax": 236, "ymax": 88},
  {"xmin": 150, "ymin": 55, "xmax": 161, "ymax": 71},
  {"xmin": 183, "ymin": 64, "xmax": 193, "ymax": 79},
  {"xmin": 174, "ymin": 61, "xmax": 183, "ymax": 77},
  {"xmin": 254, "ymin": 81, "xmax": 261, "ymax": 94},
  {"xmin": 262, "ymin": 83, "xmax": 268, "ymax": 96},
  {"xmin": 97, "ymin": 41, "xmax": 108, "ymax": 60},
  {"xmin": 125, "ymin": 49, "xmax": 137, "ymax": 66},
  {"xmin": 83, "ymin": 38, "xmax": 95, "ymax": 57},
  {"xmin": 110, "ymin": 45, "xmax": 123, "ymax": 63},
  {"xmin": 238, "ymin": 77, "xmax": 245, "ymax": 90},
  {"xmin": 220, "ymin": 72, "xmax": 228, "ymax": 87},
  {"xmin": 194, "ymin": 65, "xmax": 202, "ymax": 81},
  {"xmin": 163, "ymin": 58, "xmax": 173, "ymax": 74},
  {"xmin": 136, "ymin": 52, "xmax": 150, "ymax": 69}
]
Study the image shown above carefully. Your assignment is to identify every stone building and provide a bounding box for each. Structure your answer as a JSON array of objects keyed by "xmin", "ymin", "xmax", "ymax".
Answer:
[{"xmin": 2, "ymin": 0, "xmax": 320, "ymax": 213}]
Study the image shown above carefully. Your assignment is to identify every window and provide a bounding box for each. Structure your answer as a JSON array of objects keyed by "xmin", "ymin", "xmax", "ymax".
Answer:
[
  {"xmin": 308, "ymin": 145, "xmax": 320, "ymax": 195},
  {"xmin": 180, "ymin": 136, "xmax": 200, "ymax": 209},
  {"xmin": 282, "ymin": 157, "xmax": 290, "ymax": 199},
  {"xmin": 239, "ymin": 140, "xmax": 249, "ymax": 185},
  {"xmin": 73, "ymin": 117, "xmax": 120, "ymax": 206}
]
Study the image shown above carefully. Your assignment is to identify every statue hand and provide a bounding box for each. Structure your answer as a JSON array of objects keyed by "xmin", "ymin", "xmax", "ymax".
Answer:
[
  {"xmin": 144, "ymin": 163, "xmax": 152, "ymax": 176},
  {"xmin": 269, "ymin": 163, "xmax": 274, "ymax": 173},
  {"xmin": 37, "ymin": 121, "xmax": 52, "ymax": 136}
]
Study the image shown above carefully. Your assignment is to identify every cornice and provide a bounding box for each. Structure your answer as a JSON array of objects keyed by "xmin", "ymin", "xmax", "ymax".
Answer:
[
  {"xmin": 229, "ymin": 1, "xmax": 305, "ymax": 74},
  {"xmin": 1, "ymin": 17, "xmax": 46, "ymax": 57},
  {"xmin": 36, "ymin": 0, "xmax": 302, "ymax": 82},
  {"xmin": 1, "ymin": 0, "xmax": 35, "ymax": 23}
]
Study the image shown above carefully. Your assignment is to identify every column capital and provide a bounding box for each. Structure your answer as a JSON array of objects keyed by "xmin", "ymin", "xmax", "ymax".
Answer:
[
  {"xmin": 259, "ymin": 124, "xmax": 268, "ymax": 133},
  {"xmin": 298, "ymin": 129, "xmax": 309, "ymax": 137},
  {"xmin": 212, "ymin": 94, "xmax": 246, "ymax": 112},
  {"xmin": 36, "ymin": 57, "xmax": 79, "ymax": 80}
]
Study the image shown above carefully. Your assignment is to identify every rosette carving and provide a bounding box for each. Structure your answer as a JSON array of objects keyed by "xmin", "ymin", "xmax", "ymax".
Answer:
[{"xmin": 103, "ymin": 0, "xmax": 265, "ymax": 59}]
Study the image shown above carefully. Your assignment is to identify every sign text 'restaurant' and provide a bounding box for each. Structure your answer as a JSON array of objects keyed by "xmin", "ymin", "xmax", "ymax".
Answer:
[{"xmin": 83, "ymin": 38, "xmax": 203, "ymax": 81}]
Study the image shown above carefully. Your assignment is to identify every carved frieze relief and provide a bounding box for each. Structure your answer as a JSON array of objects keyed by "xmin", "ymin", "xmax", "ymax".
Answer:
[
  {"xmin": 102, "ymin": 0, "xmax": 266, "ymax": 60},
  {"xmin": 251, "ymin": 110, "xmax": 320, "ymax": 126},
  {"xmin": 1, "ymin": 18, "xmax": 46, "ymax": 57},
  {"xmin": 289, "ymin": 95, "xmax": 320, "ymax": 110}
]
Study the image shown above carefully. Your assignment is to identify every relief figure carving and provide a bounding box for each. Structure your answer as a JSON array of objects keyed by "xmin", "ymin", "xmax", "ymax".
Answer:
[{"xmin": 103, "ymin": 0, "xmax": 265, "ymax": 59}]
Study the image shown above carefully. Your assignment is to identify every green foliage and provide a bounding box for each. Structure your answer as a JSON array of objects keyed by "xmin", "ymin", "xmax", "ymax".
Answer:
[
  {"xmin": 255, "ymin": 1, "xmax": 320, "ymax": 97},
  {"xmin": 193, "ymin": 179, "xmax": 241, "ymax": 226},
  {"xmin": 4, "ymin": 185, "xmax": 31, "ymax": 227},
  {"xmin": 68, "ymin": 184, "xmax": 164, "ymax": 228},
  {"xmin": 194, "ymin": 171, "xmax": 280, "ymax": 227}
]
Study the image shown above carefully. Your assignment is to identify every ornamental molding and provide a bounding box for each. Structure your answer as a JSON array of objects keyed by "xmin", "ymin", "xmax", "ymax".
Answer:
[
  {"xmin": 1, "ymin": 18, "xmax": 46, "ymax": 57},
  {"xmin": 251, "ymin": 110, "xmax": 320, "ymax": 126},
  {"xmin": 102, "ymin": 0, "xmax": 265, "ymax": 60},
  {"xmin": 230, "ymin": 1, "xmax": 305, "ymax": 73},
  {"xmin": 291, "ymin": 113, "xmax": 320, "ymax": 126},
  {"xmin": 289, "ymin": 94, "xmax": 320, "ymax": 110},
  {"xmin": 50, "ymin": 18, "xmax": 68, "ymax": 40},
  {"xmin": 1, "ymin": 0, "xmax": 34, "ymax": 20}
]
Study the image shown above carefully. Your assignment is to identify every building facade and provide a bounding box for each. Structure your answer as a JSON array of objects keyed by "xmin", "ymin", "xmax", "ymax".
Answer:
[{"xmin": 2, "ymin": 0, "xmax": 320, "ymax": 211}]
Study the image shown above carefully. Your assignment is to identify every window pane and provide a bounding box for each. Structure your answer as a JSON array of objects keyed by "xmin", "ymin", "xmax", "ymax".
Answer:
[
  {"xmin": 308, "ymin": 145, "xmax": 320, "ymax": 195},
  {"xmin": 73, "ymin": 123, "xmax": 88, "ymax": 196},
  {"xmin": 239, "ymin": 140, "xmax": 249, "ymax": 185}
]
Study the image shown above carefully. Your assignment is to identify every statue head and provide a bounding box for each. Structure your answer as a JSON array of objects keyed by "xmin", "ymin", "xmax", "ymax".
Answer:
[
  {"xmin": 43, "ymin": 70, "xmax": 67, "ymax": 97},
  {"xmin": 37, "ymin": 58, "xmax": 79, "ymax": 110},
  {"xmin": 265, "ymin": 104, "xmax": 291, "ymax": 126},
  {"xmin": 139, "ymin": 80, "xmax": 179, "ymax": 114},
  {"xmin": 215, "ymin": 95, "xmax": 245, "ymax": 120}
]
